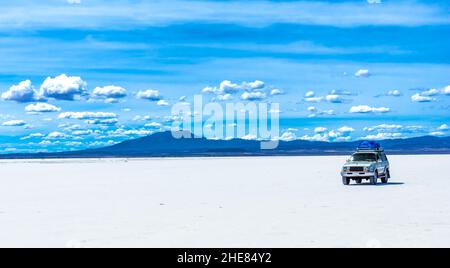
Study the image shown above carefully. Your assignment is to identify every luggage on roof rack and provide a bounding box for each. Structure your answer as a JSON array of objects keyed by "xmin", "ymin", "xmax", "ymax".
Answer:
[{"xmin": 357, "ymin": 141, "xmax": 383, "ymax": 151}]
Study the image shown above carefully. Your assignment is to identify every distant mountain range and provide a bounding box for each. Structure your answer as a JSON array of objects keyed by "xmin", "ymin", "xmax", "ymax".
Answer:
[{"xmin": 2, "ymin": 131, "xmax": 450, "ymax": 159}]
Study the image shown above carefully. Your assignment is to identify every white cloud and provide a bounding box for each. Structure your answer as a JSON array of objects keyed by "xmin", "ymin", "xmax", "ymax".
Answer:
[
  {"xmin": 202, "ymin": 86, "xmax": 216, "ymax": 94},
  {"xmin": 337, "ymin": 126, "xmax": 355, "ymax": 135},
  {"xmin": 355, "ymin": 69, "xmax": 370, "ymax": 77},
  {"xmin": 364, "ymin": 124, "xmax": 403, "ymax": 132},
  {"xmin": 420, "ymin": 88, "xmax": 440, "ymax": 96},
  {"xmin": 157, "ymin": 100, "xmax": 169, "ymax": 106},
  {"xmin": 136, "ymin": 89, "xmax": 162, "ymax": 101},
  {"xmin": 241, "ymin": 134, "xmax": 258, "ymax": 140},
  {"xmin": 1, "ymin": 80, "xmax": 40, "ymax": 102},
  {"xmin": 20, "ymin": 133, "xmax": 45, "ymax": 140},
  {"xmin": 72, "ymin": 130, "xmax": 94, "ymax": 136},
  {"xmin": 25, "ymin": 103, "xmax": 61, "ymax": 113},
  {"xmin": 305, "ymin": 91, "xmax": 315, "ymax": 98},
  {"xmin": 2, "ymin": 120, "xmax": 26, "ymax": 127},
  {"xmin": 86, "ymin": 118, "xmax": 118, "ymax": 126},
  {"xmin": 46, "ymin": 132, "xmax": 69, "ymax": 139},
  {"xmin": 39, "ymin": 74, "xmax": 87, "ymax": 101},
  {"xmin": 411, "ymin": 93, "xmax": 434, "ymax": 103},
  {"xmin": 349, "ymin": 105, "xmax": 390, "ymax": 113},
  {"xmin": 367, "ymin": 0, "xmax": 382, "ymax": 4},
  {"xmin": 270, "ymin": 89, "xmax": 283, "ymax": 96},
  {"xmin": 279, "ymin": 131, "xmax": 297, "ymax": 141},
  {"xmin": 430, "ymin": 131, "xmax": 446, "ymax": 137},
  {"xmin": 444, "ymin": 85, "xmax": 450, "ymax": 95},
  {"xmin": 219, "ymin": 80, "xmax": 241, "ymax": 94},
  {"xmin": 304, "ymin": 97, "xmax": 323, "ymax": 103},
  {"xmin": 67, "ymin": 0, "xmax": 81, "ymax": 4},
  {"xmin": 325, "ymin": 94, "xmax": 344, "ymax": 103},
  {"xmin": 58, "ymin": 112, "xmax": 117, "ymax": 120},
  {"xmin": 92, "ymin": 85, "xmax": 127, "ymax": 100},
  {"xmin": 108, "ymin": 129, "xmax": 152, "ymax": 137},
  {"xmin": 438, "ymin": 124, "xmax": 450, "ymax": 131},
  {"xmin": 242, "ymin": 80, "xmax": 265, "ymax": 91},
  {"xmin": 240, "ymin": 91, "xmax": 266, "ymax": 101},
  {"xmin": 387, "ymin": 90, "xmax": 402, "ymax": 97},
  {"xmin": 314, "ymin": 127, "xmax": 328, "ymax": 134},
  {"xmin": 360, "ymin": 132, "xmax": 403, "ymax": 140},
  {"xmin": 145, "ymin": 122, "xmax": 162, "ymax": 128}
]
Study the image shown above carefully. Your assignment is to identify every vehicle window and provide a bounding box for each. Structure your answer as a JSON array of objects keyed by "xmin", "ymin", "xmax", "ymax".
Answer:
[
  {"xmin": 381, "ymin": 153, "xmax": 388, "ymax": 162},
  {"xmin": 350, "ymin": 153, "xmax": 376, "ymax": 162}
]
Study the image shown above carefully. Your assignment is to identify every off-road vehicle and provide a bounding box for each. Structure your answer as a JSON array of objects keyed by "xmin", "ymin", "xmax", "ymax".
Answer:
[{"xmin": 341, "ymin": 141, "xmax": 390, "ymax": 185}]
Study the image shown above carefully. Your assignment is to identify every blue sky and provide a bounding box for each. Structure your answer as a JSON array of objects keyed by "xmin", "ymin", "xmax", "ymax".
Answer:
[{"xmin": 0, "ymin": 0, "xmax": 449, "ymax": 153}]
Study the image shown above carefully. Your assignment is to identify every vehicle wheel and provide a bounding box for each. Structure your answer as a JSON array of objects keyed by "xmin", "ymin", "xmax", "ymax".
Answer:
[
  {"xmin": 356, "ymin": 179, "xmax": 362, "ymax": 184},
  {"xmin": 342, "ymin": 177, "xmax": 350, "ymax": 185},
  {"xmin": 381, "ymin": 169, "xmax": 390, "ymax": 184},
  {"xmin": 370, "ymin": 172, "xmax": 378, "ymax": 185}
]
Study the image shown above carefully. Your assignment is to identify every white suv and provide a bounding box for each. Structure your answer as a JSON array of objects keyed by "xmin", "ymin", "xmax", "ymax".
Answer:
[{"xmin": 341, "ymin": 142, "xmax": 391, "ymax": 185}]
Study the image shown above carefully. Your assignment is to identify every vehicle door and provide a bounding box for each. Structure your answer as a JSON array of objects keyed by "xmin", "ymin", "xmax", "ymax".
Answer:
[
  {"xmin": 381, "ymin": 153, "xmax": 389, "ymax": 173},
  {"xmin": 376, "ymin": 153, "xmax": 385, "ymax": 174}
]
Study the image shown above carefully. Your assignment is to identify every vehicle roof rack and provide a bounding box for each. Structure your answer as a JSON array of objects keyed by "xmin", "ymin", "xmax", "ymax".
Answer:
[{"xmin": 356, "ymin": 141, "xmax": 384, "ymax": 152}]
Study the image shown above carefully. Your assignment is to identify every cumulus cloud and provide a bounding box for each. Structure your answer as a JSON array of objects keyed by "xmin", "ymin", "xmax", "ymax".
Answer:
[
  {"xmin": 145, "ymin": 122, "xmax": 162, "ymax": 128},
  {"xmin": 2, "ymin": 120, "xmax": 26, "ymax": 127},
  {"xmin": 40, "ymin": 74, "xmax": 87, "ymax": 101},
  {"xmin": 308, "ymin": 107, "xmax": 335, "ymax": 117},
  {"xmin": 304, "ymin": 96, "xmax": 323, "ymax": 103},
  {"xmin": 444, "ymin": 86, "xmax": 450, "ymax": 95},
  {"xmin": 360, "ymin": 132, "xmax": 403, "ymax": 140},
  {"xmin": 411, "ymin": 86, "xmax": 450, "ymax": 102},
  {"xmin": 387, "ymin": 90, "xmax": 402, "ymax": 97},
  {"xmin": 429, "ymin": 131, "xmax": 446, "ymax": 137},
  {"xmin": 411, "ymin": 93, "xmax": 434, "ymax": 103},
  {"xmin": 202, "ymin": 80, "xmax": 276, "ymax": 100},
  {"xmin": 438, "ymin": 124, "xmax": 450, "ymax": 131},
  {"xmin": 242, "ymin": 80, "xmax": 265, "ymax": 91},
  {"xmin": 362, "ymin": 124, "xmax": 426, "ymax": 139},
  {"xmin": 278, "ymin": 131, "xmax": 297, "ymax": 141},
  {"xmin": 420, "ymin": 88, "xmax": 440, "ymax": 96},
  {"xmin": 46, "ymin": 132, "xmax": 69, "ymax": 139},
  {"xmin": 305, "ymin": 91, "xmax": 315, "ymax": 98},
  {"xmin": 86, "ymin": 118, "xmax": 118, "ymax": 126},
  {"xmin": 108, "ymin": 128, "xmax": 152, "ymax": 137},
  {"xmin": 270, "ymin": 89, "xmax": 283, "ymax": 96},
  {"xmin": 367, "ymin": 0, "xmax": 382, "ymax": 4},
  {"xmin": 314, "ymin": 127, "xmax": 328, "ymax": 134},
  {"xmin": 136, "ymin": 89, "xmax": 162, "ymax": 101},
  {"xmin": 337, "ymin": 126, "xmax": 355, "ymax": 135},
  {"xmin": 325, "ymin": 94, "xmax": 344, "ymax": 103},
  {"xmin": 157, "ymin": 100, "xmax": 169, "ymax": 106},
  {"xmin": 1, "ymin": 80, "xmax": 40, "ymax": 102},
  {"xmin": 355, "ymin": 69, "xmax": 371, "ymax": 77},
  {"xmin": 25, "ymin": 103, "xmax": 61, "ymax": 113},
  {"xmin": 349, "ymin": 105, "xmax": 390, "ymax": 113},
  {"xmin": 304, "ymin": 90, "xmax": 352, "ymax": 103},
  {"xmin": 241, "ymin": 91, "xmax": 266, "ymax": 101},
  {"xmin": 219, "ymin": 80, "xmax": 241, "ymax": 94},
  {"xmin": 58, "ymin": 112, "xmax": 117, "ymax": 120},
  {"xmin": 301, "ymin": 126, "xmax": 354, "ymax": 142},
  {"xmin": 92, "ymin": 85, "xmax": 127, "ymax": 101},
  {"xmin": 67, "ymin": 0, "xmax": 81, "ymax": 4}
]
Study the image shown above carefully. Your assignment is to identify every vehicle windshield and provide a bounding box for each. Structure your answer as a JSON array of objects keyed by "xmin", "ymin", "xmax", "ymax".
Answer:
[{"xmin": 350, "ymin": 153, "xmax": 377, "ymax": 162}]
